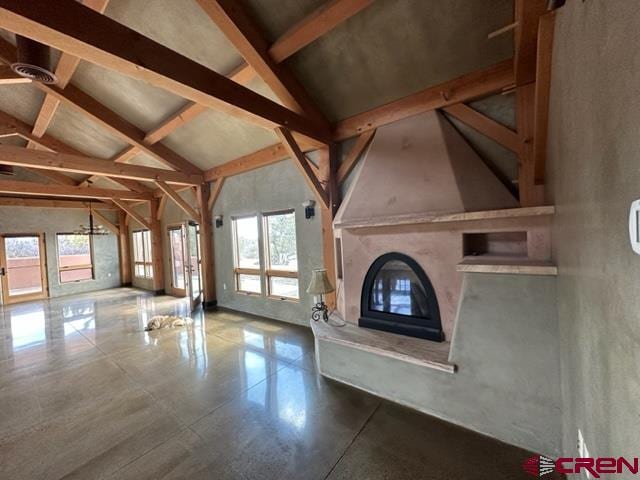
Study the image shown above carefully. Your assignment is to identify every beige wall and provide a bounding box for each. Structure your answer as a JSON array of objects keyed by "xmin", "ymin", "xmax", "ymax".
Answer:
[{"xmin": 547, "ymin": 0, "xmax": 640, "ymax": 458}]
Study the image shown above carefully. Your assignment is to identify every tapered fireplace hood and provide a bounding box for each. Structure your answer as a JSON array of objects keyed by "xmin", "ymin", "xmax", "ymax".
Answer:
[{"xmin": 334, "ymin": 111, "xmax": 518, "ymax": 227}]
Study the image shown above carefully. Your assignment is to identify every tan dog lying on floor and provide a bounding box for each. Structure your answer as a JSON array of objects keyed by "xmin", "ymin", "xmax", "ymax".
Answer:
[{"xmin": 144, "ymin": 315, "xmax": 192, "ymax": 331}]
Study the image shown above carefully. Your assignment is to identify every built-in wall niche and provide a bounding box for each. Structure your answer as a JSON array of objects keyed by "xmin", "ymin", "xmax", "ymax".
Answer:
[{"xmin": 463, "ymin": 231, "xmax": 528, "ymax": 258}]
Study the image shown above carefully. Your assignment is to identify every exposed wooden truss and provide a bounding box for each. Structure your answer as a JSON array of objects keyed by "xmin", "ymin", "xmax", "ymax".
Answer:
[
  {"xmin": 154, "ymin": 180, "xmax": 199, "ymax": 220},
  {"xmin": 442, "ymin": 103, "xmax": 521, "ymax": 153},
  {"xmin": 0, "ymin": 197, "xmax": 118, "ymax": 209},
  {"xmin": 0, "ymin": 180, "xmax": 153, "ymax": 201},
  {"xmin": 26, "ymin": 0, "xmax": 111, "ymax": 149},
  {"xmin": 0, "ymin": 145, "xmax": 202, "ymax": 185},
  {"xmin": 533, "ymin": 12, "xmax": 556, "ymax": 184},
  {"xmin": 269, "ymin": 0, "xmax": 374, "ymax": 63},
  {"xmin": 333, "ymin": 59, "xmax": 514, "ymax": 140},
  {"xmin": 275, "ymin": 127, "xmax": 329, "ymax": 208},
  {"xmin": 514, "ymin": 0, "xmax": 548, "ymax": 86},
  {"xmin": 196, "ymin": 0, "xmax": 328, "ymax": 127},
  {"xmin": 204, "ymin": 142, "xmax": 291, "ymax": 181},
  {"xmin": 336, "ymin": 129, "xmax": 375, "ymax": 183},
  {"xmin": 89, "ymin": 208, "xmax": 119, "ymax": 235},
  {"xmin": 0, "ymin": 0, "xmax": 331, "ymax": 145},
  {"xmin": 112, "ymin": 199, "xmax": 150, "ymax": 229}
]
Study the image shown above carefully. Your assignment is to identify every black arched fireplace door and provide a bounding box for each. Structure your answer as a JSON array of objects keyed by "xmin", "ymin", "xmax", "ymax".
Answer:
[{"xmin": 359, "ymin": 253, "xmax": 444, "ymax": 342}]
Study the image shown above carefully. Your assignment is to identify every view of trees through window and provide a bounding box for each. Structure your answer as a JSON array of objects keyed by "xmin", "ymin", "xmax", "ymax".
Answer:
[{"xmin": 266, "ymin": 212, "xmax": 297, "ymax": 271}]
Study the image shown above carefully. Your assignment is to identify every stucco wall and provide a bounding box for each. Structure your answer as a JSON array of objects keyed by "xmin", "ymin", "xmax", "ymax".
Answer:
[
  {"xmin": 213, "ymin": 160, "xmax": 323, "ymax": 326},
  {"xmin": 318, "ymin": 273, "xmax": 562, "ymax": 456},
  {"xmin": 547, "ymin": 0, "xmax": 640, "ymax": 459},
  {"xmin": 0, "ymin": 206, "xmax": 120, "ymax": 303}
]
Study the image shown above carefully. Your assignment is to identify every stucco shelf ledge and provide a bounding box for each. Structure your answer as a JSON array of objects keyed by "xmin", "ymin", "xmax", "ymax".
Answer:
[
  {"xmin": 457, "ymin": 257, "xmax": 558, "ymax": 276},
  {"xmin": 333, "ymin": 205, "xmax": 555, "ymax": 230},
  {"xmin": 311, "ymin": 315, "xmax": 456, "ymax": 374}
]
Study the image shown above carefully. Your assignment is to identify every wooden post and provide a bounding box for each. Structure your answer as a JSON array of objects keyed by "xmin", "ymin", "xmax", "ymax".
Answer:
[
  {"xmin": 149, "ymin": 197, "xmax": 164, "ymax": 294},
  {"xmin": 197, "ymin": 183, "xmax": 217, "ymax": 307},
  {"xmin": 318, "ymin": 144, "xmax": 339, "ymax": 309},
  {"xmin": 117, "ymin": 209, "xmax": 131, "ymax": 286},
  {"xmin": 516, "ymin": 83, "xmax": 543, "ymax": 206}
]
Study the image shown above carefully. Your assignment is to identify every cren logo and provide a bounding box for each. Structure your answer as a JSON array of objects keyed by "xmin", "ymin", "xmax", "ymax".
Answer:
[{"xmin": 522, "ymin": 455, "xmax": 557, "ymax": 477}]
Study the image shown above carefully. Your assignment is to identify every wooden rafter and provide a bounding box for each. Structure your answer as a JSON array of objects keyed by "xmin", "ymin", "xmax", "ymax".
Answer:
[
  {"xmin": 275, "ymin": 127, "xmax": 329, "ymax": 208},
  {"xmin": 0, "ymin": 197, "xmax": 118, "ymax": 209},
  {"xmin": 333, "ymin": 59, "xmax": 514, "ymax": 140},
  {"xmin": 533, "ymin": 11, "xmax": 555, "ymax": 184},
  {"xmin": 112, "ymin": 199, "xmax": 150, "ymax": 229},
  {"xmin": 27, "ymin": 0, "xmax": 111, "ymax": 148},
  {"xmin": 514, "ymin": 0, "xmax": 548, "ymax": 86},
  {"xmin": 336, "ymin": 129, "xmax": 375, "ymax": 183},
  {"xmin": 269, "ymin": 0, "xmax": 374, "ymax": 63},
  {"xmin": 0, "ymin": 38, "xmax": 203, "ymax": 178},
  {"xmin": 0, "ymin": 180, "xmax": 153, "ymax": 201},
  {"xmin": 0, "ymin": 145, "xmax": 202, "ymax": 185},
  {"xmin": 144, "ymin": 103, "xmax": 207, "ymax": 145},
  {"xmin": 204, "ymin": 142, "xmax": 290, "ymax": 181},
  {"xmin": 0, "ymin": 0, "xmax": 331, "ymax": 145},
  {"xmin": 195, "ymin": 0, "xmax": 328, "ymax": 128},
  {"xmin": 154, "ymin": 180, "xmax": 199, "ymax": 220},
  {"xmin": 442, "ymin": 103, "xmax": 521, "ymax": 153}
]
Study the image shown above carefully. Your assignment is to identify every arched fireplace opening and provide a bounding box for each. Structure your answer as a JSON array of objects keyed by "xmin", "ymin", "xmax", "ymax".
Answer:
[{"xmin": 359, "ymin": 253, "xmax": 443, "ymax": 342}]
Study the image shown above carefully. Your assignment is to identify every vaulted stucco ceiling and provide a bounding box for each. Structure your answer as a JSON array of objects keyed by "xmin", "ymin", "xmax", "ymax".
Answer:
[{"xmin": 0, "ymin": 0, "xmax": 515, "ymax": 184}]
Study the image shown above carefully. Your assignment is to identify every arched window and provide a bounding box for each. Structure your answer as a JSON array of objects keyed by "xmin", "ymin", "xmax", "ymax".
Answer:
[{"xmin": 359, "ymin": 253, "xmax": 443, "ymax": 342}]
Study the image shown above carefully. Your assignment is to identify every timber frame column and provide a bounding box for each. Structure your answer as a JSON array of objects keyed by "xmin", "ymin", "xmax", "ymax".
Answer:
[
  {"xmin": 149, "ymin": 197, "xmax": 164, "ymax": 294},
  {"xmin": 196, "ymin": 183, "xmax": 216, "ymax": 307},
  {"xmin": 117, "ymin": 209, "xmax": 131, "ymax": 286},
  {"xmin": 319, "ymin": 144, "xmax": 339, "ymax": 309}
]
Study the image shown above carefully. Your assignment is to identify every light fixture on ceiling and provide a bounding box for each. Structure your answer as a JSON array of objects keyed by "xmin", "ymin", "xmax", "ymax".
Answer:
[
  {"xmin": 11, "ymin": 35, "xmax": 58, "ymax": 84},
  {"xmin": 0, "ymin": 164, "xmax": 15, "ymax": 176},
  {"xmin": 75, "ymin": 196, "xmax": 109, "ymax": 236}
]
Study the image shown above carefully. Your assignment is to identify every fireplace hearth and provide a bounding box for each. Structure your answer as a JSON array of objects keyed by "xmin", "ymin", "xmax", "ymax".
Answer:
[{"xmin": 359, "ymin": 253, "xmax": 443, "ymax": 341}]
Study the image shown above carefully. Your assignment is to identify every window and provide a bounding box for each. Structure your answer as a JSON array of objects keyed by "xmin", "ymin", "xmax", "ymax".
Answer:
[
  {"xmin": 56, "ymin": 234, "xmax": 93, "ymax": 283},
  {"xmin": 232, "ymin": 215, "xmax": 261, "ymax": 294},
  {"xmin": 132, "ymin": 230, "xmax": 153, "ymax": 279},
  {"xmin": 264, "ymin": 210, "xmax": 299, "ymax": 300}
]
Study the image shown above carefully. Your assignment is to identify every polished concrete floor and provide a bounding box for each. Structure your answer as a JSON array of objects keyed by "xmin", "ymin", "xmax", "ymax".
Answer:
[{"xmin": 0, "ymin": 288, "xmax": 544, "ymax": 479}]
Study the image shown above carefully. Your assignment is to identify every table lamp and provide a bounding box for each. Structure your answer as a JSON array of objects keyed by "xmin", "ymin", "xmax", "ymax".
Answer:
[{"xmin": 307, "ymin": 268, "xmax": 335, "ymax": 322}]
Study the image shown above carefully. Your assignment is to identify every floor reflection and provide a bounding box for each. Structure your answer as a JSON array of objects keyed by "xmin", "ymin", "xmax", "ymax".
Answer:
[{"xmin": 8, "ymin": 303, "xmax": 46, "ymax": 350}]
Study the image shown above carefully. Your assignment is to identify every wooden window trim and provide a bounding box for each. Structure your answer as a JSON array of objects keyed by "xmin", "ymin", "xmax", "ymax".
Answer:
[
  {"xmin": 132, "ymin": 229, "xmax": 153, "ymax": 279},
  {"xmin": 56, "ymin": 233, "xmax": 94, "ymax": 283},
  {"xmin": 263, "ymin": 210, "xmax": 299, "ymax": 300}
]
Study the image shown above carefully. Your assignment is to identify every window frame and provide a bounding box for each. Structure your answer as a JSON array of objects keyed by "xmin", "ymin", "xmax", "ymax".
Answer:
[
  {"xmin": 55, "ymin": 233, "xmax": 94, "ymax": 284},
  {"xmin": 231, "ymin": 214, "xmax": 262, "ymax": 295},
  {"xmin": 263, "ymin": 209, "xmax": 299, "ymax": 301},
  {"xmin": 132, "ymin": 229, "xmax": 153, "ymax": 279}
]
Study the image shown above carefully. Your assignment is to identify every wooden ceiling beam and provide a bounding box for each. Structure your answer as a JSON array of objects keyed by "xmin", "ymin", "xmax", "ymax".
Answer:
[
  {"xmin": 269, "ymin": 0, "xmax": 374, "ymax": 63},
  {"xmin": 26, "ymin": 0, "xmax": 111, "ymax": 149},
  {"xmin": 112, "ymin": 198, "xmax": 150, "ymax": 229},
  {"xmin": 275, "ymin": 127, "xmax": 329, "ymax": 208},
  {"xmin": 442, "ymin": 103, "xmax": 521, "ymax": 153},
  {"xmin": 0, "ymin": 38, "xmax": 203, "ymax": 177},
  {"xmin": 88, "ymin": 207, "xmax": 119, "ymax": 235},
  {"xmin": 0, "ymin": 0, "xmax": 331, "ymax": 145},
  {"xmin": 207, "ymin": 177, "xmax": 225, "ymax": 210},
  {"xmin": 514, "ymin": 0, "xmax": 548, "ymax": 86},
  {"xmin": 0, "ymin": 179, "xmax": 152, "ymax": 201},
  {"xmin": 204, "ymin": 142, "xmax": 290, "ymax": 181},
  {"xmin": 195, "ymin": 0, "xmax": 329, "ymax": 129},
  {"xmin": 333, "ymin": 59, "xmax": 515, "ymax": 140},
  {"xmin": 0, "ymin": 197, "xmax": 118, "ymax": 209},
  {"xmin": 0, "ymin": 145, "xmax": 202, "ymax": 185},
  {"xmin": 154, "ymin": 180, "xmax": 199, "ymax": 220}
]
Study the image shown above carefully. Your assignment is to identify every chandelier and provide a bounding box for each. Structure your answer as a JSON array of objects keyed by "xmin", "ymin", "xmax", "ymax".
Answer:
[{"xmin": 75, "ymin": 200, "xmax": 110, "ymax": 236}]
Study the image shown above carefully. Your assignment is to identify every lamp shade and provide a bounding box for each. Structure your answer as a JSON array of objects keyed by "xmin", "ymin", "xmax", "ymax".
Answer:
[{"xmin": 306, "ymin": 269, "xmax": 335, "ymax": 295}]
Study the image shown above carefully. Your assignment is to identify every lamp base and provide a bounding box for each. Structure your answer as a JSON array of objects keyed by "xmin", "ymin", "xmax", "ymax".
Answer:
[{"xmin": 311, "ymin": 301, "xmax": 329, "ymax": 322}]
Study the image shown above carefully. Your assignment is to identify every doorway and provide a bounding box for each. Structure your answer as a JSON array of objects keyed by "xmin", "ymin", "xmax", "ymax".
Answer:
[
  {"xmin": 168, "ymin": 224, "xmax": 187, "ymax": 298},
  {"xmin": 0, "ymin": 234, "xmax": 48, "ymax": 304},
  {"xmin": 187, "ymin": 221, "xmax": 202, "ymax": 310}
]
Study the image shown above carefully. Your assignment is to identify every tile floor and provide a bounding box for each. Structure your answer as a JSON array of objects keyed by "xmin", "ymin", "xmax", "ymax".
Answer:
[{"xmin": 0, "ymin": 288, "xmax": 548, "ymax": 479}]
